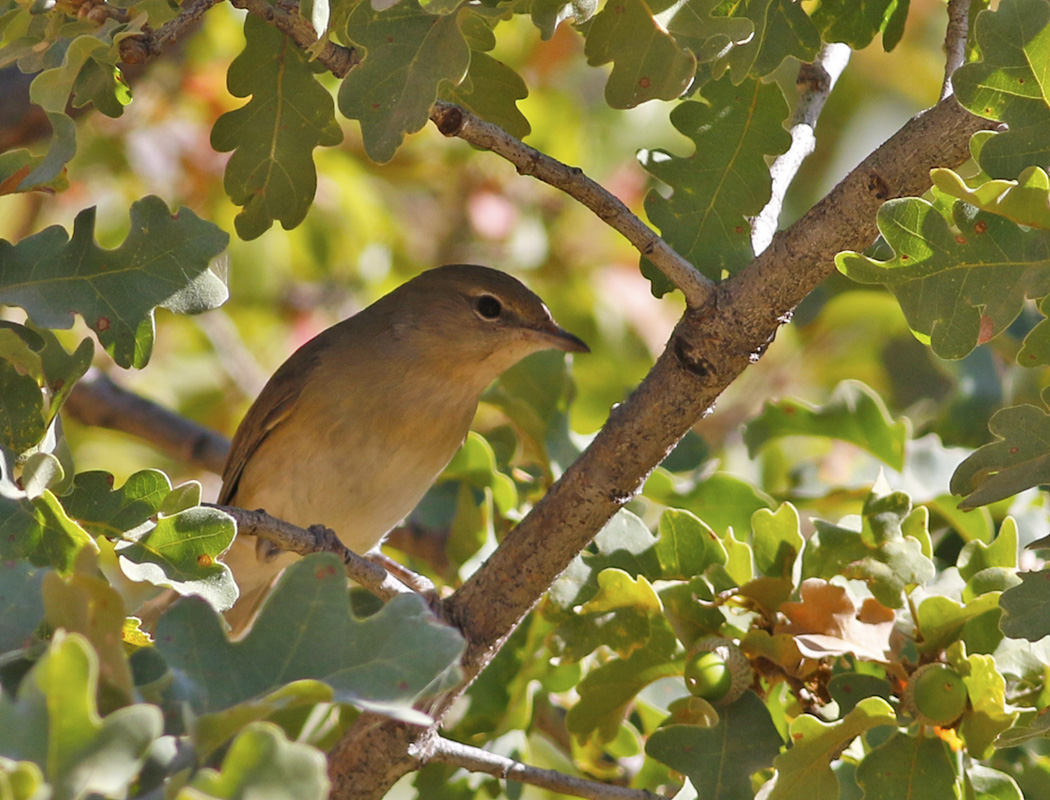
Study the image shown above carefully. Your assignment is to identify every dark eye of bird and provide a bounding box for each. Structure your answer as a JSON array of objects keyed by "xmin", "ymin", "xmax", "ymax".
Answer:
[{"xmin": 475, "ymin": 295, "xmax": 502, "ymax": 320}]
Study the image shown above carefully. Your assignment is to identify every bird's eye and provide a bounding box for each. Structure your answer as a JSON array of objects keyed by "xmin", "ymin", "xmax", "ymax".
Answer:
[{"xmin": 475, "ymin": 295, "xmax": 502, "ymax": 320}]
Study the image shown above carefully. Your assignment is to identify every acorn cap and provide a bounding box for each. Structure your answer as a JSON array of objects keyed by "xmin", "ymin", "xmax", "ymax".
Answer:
[{"xmin": 687, "ymin": 636, "xmax": 753, "ymax": 706}]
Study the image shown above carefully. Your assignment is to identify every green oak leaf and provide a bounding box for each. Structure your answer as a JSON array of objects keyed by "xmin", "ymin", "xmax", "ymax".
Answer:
[
  {"xmin": 646, "ymin": 692, "xmax": 782, "ymax": 800},
  {"xmin": 837, "ymin": 198, "xmax": 1050, "ymax": 361},
  {"xmin": 965, "ymin": 765, "xmax": 1023, "ymax": 800},
  {"xmin": 947, "ymin": 646, "xmax": 1018, "ymax": 759},
  {"xmin": 63, "ymin": 470, "xmax": 172, "ymax": 538},
  {"xmin": 811, "ymin": 0, "xmax": 898, "ymax": 49},
  {"xmin": 339, "ymin": 0, "xmax": 470, "ymax": 163},
  {"xmin": 0, "ymin": 632, "xmax": 163, "ymax": 800},
  {"xmin": 958, "ymin": 519, "xmax": 1018, "ymax": 580},
  {"xmin": 0, "ymin": 757, "xmax": 47, "ymax": 800},
  {"xmin": 552, "ymin": 568, "xmax": 674, "ymax": 661},
  {"xmin": 0, "ymin": 450, "xmax": 94, "ymax": 573},
  {"xmin": 0, "ymin": 560, "xmax": 47, "ymax": 656},
  {"xmin": 743, "ymin": 380, "xmax": 909, "ymax": 471},
  {"xmin": 719, "ymin": 0, "xmax": 820, "ymax": 83},
  {"xmin": 548, "ymin": 509, "xmax": 662, "ymax": 609},
  {"xmin": 998, "ymin": 567, "xmax": 1050, "ymax": 641},
  {"xmin": 0, "ymin": 324, "xmax": 93, "ymax": 455},
  {"xmin": 932, "ymin": 166, "xmax": 1050, "ymax": 231},
  {"xmin": 565, "ymin": 624, "xmax": 680, "ymax": 744},
  {"xmin": 212, "ymin": 14, "xmax": 343, "ymax": 241},
  {"xmin": 63, "ymin": 470, "xmax": 238, "ymax": 609},
  {"xmin": 801, "ymin": 489, "xmax": 934, "ymax": 608},
  {"xmin": 154, "ymin": 554, "xmax": 465, "ymax": 722},
  {"xmin": 644, "ymin": 470, "xmax": 773, "ymax": 539},
  {"xmin": 583, "ymin": 0, "xmax": 696, "ymax": 109},
  {"xmin": 530, "ymin": 0, "xmax": 598, "ymax": 39},
  {"xmin": 438, "ymin": 51, "xmax": 530, "ymax": 140},
  {"xmin": 1018, "ymin": 294, "xmax": 1050, "ymax": 367},
  {"xmin": 751, "ymin": 503, "xmax": 803, "ymax": 580},
  {"xmin": 855, "ymin": 731, "xmax": 956, "ymax": 799},
  {"xmin": 640, "ymin": 75, "xmax": 790, "ymax": 289},
  {"xmin": 914, "ymin": 593, "xmax": 1001, "ymax": 655},
  {"xmin": 763, "ymin": 697, "xmax": 896, "ymax": 800},
  {"xmin": 953, "ymin": 0, "xmax": 1050, "ymax": 178},
  {"xmin": 950, "ymin": 404, "xmax": 1050, "ymax": 508},
  {"xmin": 190, "ymin": 681, "xmax": 334, "ymax": 760},
  {"xmin": 656, "ymin": 508, "xmax": 729, "ymax": 580},
  {"xmin": 116, "ymin": 506, "xmax": 237, "ymax": 612},
  {"xmin": 0, "ymin": 149, "xmax": 69, "ymax": 196},
  {"xmin": 184, "ymin": 722, "xmax": 328, "ymax": 800},
  {"xmin": 0, "ymin": 197, "xmax": 229, "ymax": 369},
  {"xmin": 659, "ymin": 0, "xmax": 753, "ymax": 65},
  {"xmin": 42, "ymin": 550, "xmax": 136, "ymax": 710},
  {"xmin": 827, "ymin": 674, "xmax": 893, "ymax": 716}
]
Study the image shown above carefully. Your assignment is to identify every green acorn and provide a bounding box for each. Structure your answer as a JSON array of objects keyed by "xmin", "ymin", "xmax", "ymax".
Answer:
[
  {"xmin": 684, "ymin": 636, "xmax": 753, "ymax": 706},
  {"xmin": 903, "ymin": 663, "xmax": 969, "ymax": 726}
]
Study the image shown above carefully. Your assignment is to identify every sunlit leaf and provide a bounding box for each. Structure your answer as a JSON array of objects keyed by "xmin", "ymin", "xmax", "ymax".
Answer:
[
  {"xmin": 0, "ymin": 197, "xmax": 229, "ymax": 369},
  {"xmin": 212, "ymin": 14, "xmax": 343, "ymax": 240},
  {"xmin": 640, "ymin": 75, "xmax": 790, "ymax": 289},
  {"xmin": 953, "ymin": 0, "xmax": 1050, "ymax": 178}
]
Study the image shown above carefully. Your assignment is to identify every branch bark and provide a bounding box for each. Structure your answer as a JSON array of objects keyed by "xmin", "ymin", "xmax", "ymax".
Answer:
[
  {"xmin": 210, "ymin": 505, "xmax": 416, "ymax": 601},
  {"xmin": 429, "ymin": 737, "xmax": 671, "ymax": 800},
  {"xmin": 941, "ymin": 0, "xmax": 971, "ymax": 101},
  {"xmin": 326, "ymin": 95, "xmax": 997, "ymax": 800},
  {"xmin": 64, "ymin": 368, "xmax": 230, "ymax": 474},
  {"xmin": 429, "ymin": 101, "xmax": 714, "ymax": 309},
  {"xmin": 751, "ymin": 43, "xmax": 851, "ymax": 254}
]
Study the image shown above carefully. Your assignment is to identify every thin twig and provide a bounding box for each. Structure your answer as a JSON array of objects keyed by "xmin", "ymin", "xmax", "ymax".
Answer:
[
  {"xmin": 229, "ymin": 0, "xmax": 359, "ymax": 77},
  {"xmin": 430, "ymin": 738, "xmax": 672, "ymax": 800},
  {"xmin": 119, "ymin": 0, "xmax": 222, "ymax": 63},
  {"xmin": 751, "ymin": 43, "xmax": 851, "ymax": 255},
  {"xmin": 211, "ymin": 504, "xmax": 417, "ymax": 602},
  {"xmin": 64, "ymin": 368, "xmax": 230, "ymax": 474},
  {"xmin": 429, "ymin": 101, "xmax": 714, "ymax": 309},
  {"xmin": 941, "ymin": 0, "xmax": 970, "ymax": 101}
]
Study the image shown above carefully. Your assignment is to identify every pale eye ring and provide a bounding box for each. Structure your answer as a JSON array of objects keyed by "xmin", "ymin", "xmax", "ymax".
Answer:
[{"xmin": 475, "ymin": 295, "xmax": 502, "ymax": 320}]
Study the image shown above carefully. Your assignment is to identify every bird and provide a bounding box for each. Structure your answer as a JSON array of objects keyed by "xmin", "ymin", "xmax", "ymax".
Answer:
[{"xmin": 217, "ymin": 264, "xmax": 588, "ymax": 633}]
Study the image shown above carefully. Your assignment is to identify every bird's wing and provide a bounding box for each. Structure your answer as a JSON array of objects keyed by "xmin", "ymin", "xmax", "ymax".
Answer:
[{"xmin": 218, "ymin": 339, "xmax": 327, "ymax": 506}]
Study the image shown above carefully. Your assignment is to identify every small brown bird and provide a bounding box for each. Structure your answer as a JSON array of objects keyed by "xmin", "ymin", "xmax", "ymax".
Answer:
[{"xmin": 218, "ymin": 264, "xmax": 587, "ymax": 632}]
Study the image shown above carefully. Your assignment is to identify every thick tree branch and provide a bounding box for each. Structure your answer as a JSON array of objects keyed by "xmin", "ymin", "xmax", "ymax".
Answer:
[
  {"xmin": 941, "ymin": 0, "xmax": 971, "ymax": 101},
  {"xmin": 429, "ymin": 738, "xmax": 670, "ymax": 800},
  {"xmin": 752, "ymin": 43, "xmax": 851, "ymax": 254},
  {"xmin": 209, "ymin": 505, "xmax": 416, "ymax": 601},
  {"xmin": 429, "ymin": 101, "xmax": 714, "ymax": 309},
  {"xmin": 65, "ymin": 368, "xmax": 230, "ymax": 474},
  {"xmin": 326, "ymin": 96, "xmax": 998, "ymax": 800}
]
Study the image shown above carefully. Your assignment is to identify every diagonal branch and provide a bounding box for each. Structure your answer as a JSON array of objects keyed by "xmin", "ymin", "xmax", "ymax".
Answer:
[
  {"xmin": 429, "ymin": 101, "xmax": 714, "ymax": 309},
  {"xmin": 751, "ymin": 43, "xmax": 851, "ymax": 254},
  {"xmin": 326, "ymin": 94, "xmax": 998, "ymax": 800},
  {"xmin": 429, "ymin": 737, "xmax": 671, "ymax": 800},
  {"xmin": 65, "ymin": 368, "xmax": 230, "ymax": 474}
]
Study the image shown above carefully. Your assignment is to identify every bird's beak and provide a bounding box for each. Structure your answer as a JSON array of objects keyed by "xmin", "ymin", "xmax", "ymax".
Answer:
[{"xmin": 538, "ymin": 321, "xmax": 590, "ymax": 354}]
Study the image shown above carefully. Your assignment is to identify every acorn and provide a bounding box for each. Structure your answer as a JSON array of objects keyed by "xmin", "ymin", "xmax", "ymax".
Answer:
[
  {"xmin": 684, "ymin": 636, "xmax": 753, "ymax": 706},
  {"xmin": 903, "ymin": 663, "xmax": 969, "ymax": 726}
]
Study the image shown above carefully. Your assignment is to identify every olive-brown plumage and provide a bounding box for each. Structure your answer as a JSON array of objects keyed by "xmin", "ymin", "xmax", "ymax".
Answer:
[{"xmin": 219, "ymin": 265, "xmax": 586, "ymax": 631}]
